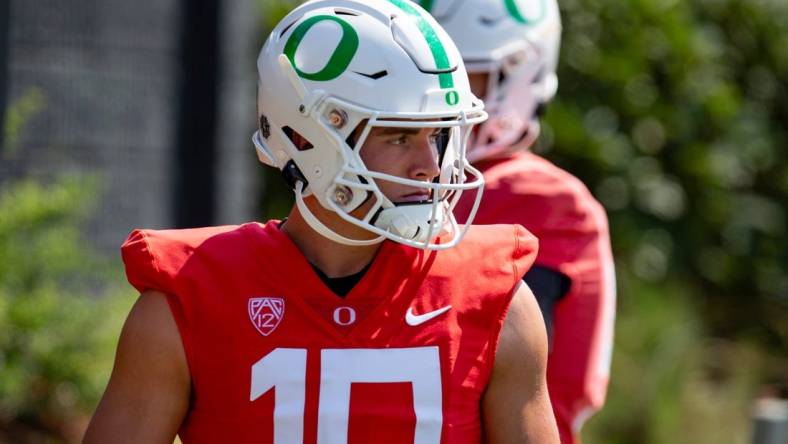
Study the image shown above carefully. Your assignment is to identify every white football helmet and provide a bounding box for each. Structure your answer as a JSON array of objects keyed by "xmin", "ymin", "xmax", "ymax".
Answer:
[
  {"xmin": 419, "ymin": 0, "xmax": 561, "ymax": 162},
  {"xmin": 253, "ymin": 0, "xmax": 487, "ymax": 250}
]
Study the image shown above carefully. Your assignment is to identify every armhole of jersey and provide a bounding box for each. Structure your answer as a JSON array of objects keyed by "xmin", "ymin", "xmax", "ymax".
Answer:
[
  {"xmin": 160, "ymin": 291, "xmax": 197, "ymax": 386},
  {"xmin": 524, "ymin": 265, "xmax": 572, "ymax": 345},
  {"xmin": 138, "ymin": 231, "xmax": 198, "ymax": 387},
  {"xmin": 479, "ymin": 224, "xmax": 527, "ymax": 387},
  {"xmin": 480, "ymin": 283, "xmax": 517, "ymax": 388}
]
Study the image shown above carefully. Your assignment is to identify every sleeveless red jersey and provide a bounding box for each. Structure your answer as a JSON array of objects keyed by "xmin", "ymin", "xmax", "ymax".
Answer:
[
  {"xmin": 121, "ymin": 221, "xmax": 537, "ymax": 444},
  {"xmin": 456, "ymin": 152, "xmax": 616, "ymax": 444}
]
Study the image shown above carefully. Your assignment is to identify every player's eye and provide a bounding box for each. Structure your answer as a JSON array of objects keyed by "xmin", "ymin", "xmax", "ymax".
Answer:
[
  {"xmin": 389, "ymin": 134, "xmax": 409, "ymax": 145},
  {"xmin": 431, "ymin": 128, "xmax": 450, "ymax": 156}
]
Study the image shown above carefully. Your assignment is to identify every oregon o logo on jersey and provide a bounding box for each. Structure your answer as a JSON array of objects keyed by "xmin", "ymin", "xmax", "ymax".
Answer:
[{"xmin": 283, "ymin": 15, "xmax": 359, "ymax": 82}]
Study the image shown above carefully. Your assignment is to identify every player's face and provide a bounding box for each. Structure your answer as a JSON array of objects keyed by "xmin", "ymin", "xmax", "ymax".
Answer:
[
  {"xmin": 468, "ymin": 72, "xmax": 489, "ymax": 101},
  {"xmin": 360, "ymin": 126, "xmax": 444, "ymax": 203}
]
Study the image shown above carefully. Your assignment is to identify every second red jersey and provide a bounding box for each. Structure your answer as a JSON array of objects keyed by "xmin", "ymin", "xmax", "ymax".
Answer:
[
  {"xmin": 121, "ymin": 221, "xmax": 537, "ymax": 444},
  {"xmin": 456, "ymin": 152, "xmax": 616, "ymax": 444}
]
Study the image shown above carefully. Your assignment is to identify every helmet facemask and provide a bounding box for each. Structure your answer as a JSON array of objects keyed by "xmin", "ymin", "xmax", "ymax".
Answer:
[
  {"xmin": 334, "ymin": 114, "xmax": 485, "ymax": 249},
  {"xmin": 466, "ymin": 38, "xmax": 558, "ymax": 163},
  {"xmin": 255, "ymin": 94, "xmax": 486, "ymax": 250}
]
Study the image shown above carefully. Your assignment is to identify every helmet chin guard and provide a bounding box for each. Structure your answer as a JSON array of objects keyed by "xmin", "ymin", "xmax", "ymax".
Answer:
[{"xmin": 254, "ymin": 0, "xmax": 488, "ymax": 249}]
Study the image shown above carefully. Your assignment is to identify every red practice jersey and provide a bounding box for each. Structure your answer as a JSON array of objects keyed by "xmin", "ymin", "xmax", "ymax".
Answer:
[
  {"xmin": 456, "ymin": 152, "xmax": 616, "ymax": 444},
  {"xmin": 121, "ymin": 221, "xmax": 537, "ymax": 444}
]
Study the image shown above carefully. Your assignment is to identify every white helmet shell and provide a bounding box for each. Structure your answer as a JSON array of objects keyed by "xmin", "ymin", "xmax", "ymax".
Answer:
[
  {"xmin": 420, "ymin": 0, "xmax": 562, "ymax": 161},
  {"xmin": 253, "ymin": 0, "xmax": 488, "ymax": 249}
]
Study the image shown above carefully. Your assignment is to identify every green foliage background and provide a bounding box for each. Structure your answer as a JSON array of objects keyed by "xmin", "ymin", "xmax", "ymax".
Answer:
[
  {"xmin": 544, "ymin": 0, "xmax": 788, "ymax": 441},
  {"xmin": 257, "ymin": 0, "xmax": 788, "ymax": 443},
  {"xmin": 0, "ymin": 156, "xmax": 131, "ymax": 441}
]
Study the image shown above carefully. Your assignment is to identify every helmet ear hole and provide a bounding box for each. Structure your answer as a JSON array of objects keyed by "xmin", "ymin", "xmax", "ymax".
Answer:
[{"xmin": 282, "ymin": 126, "xmax": 314, "ymax": 152}]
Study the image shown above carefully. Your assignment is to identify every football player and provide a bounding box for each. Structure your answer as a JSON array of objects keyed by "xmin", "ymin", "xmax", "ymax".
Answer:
[
  {"xmin": 83, "ymin": 1, "xmax": 560, "ymax": 443},
  {"xmin": 424, "ymin": 0, "xmax": 617, "ymax": 443}
]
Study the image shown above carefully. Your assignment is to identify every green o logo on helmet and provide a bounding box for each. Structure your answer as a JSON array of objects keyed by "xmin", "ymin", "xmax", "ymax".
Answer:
[
  {"xmin": 417, "ymin": 0, "xmax": 547, "ymax": 26},
  {"xmin": 283, "ymin": 3, "xmax": 465, "ymax": 101},
  {"xmin": 504, "ymin": 0, "xmax": 547, "ymax": 25},
  {"xmin": 445, "ymin": 90, "xmax": 460, "ymax": 106},
  {"xmin": 283, "ymin": 15, "xmax": 359, "ymax": 81}
]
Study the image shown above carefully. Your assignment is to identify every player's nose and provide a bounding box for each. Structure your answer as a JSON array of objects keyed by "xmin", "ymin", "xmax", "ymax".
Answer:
[{"xmin": 409, "ymin": 131, "xmax": 441, "ymax": 181}]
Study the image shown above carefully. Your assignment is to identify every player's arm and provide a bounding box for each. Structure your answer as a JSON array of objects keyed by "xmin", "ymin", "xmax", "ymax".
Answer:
[
  {"xmin": 482, "ymin": 281, "xmax": 560, "ymax": 444},
  {"xmin": 83, "ymin": 290, "xmax": 190, "ymax": 444}
]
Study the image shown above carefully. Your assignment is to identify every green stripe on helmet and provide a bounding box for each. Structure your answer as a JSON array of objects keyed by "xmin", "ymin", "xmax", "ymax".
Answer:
[
  {"xmin": 504, "ymin": 0, "xmax": 547, "ymax": 25},
  {"xmin": 387, "ymin": 0, "xmax": 454, "ymax": 89},
  {"xmin": 283, "ymin": 15, "xmax": 359, "ymax": 81}
]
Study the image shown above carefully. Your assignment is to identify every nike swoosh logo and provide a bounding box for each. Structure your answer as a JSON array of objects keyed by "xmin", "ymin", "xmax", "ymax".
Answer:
[{"xmin": 405, "ymin": 305, "xmax": 452, "ymax": 326}]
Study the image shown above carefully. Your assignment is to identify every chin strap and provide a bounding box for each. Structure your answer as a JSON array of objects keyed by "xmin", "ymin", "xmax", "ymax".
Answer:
[{"xmin": 294, "ymin": 181, "xmax": 384, "ymax": 247}]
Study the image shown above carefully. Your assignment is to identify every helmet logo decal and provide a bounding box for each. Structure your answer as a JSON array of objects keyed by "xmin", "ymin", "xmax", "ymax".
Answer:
[
  {"xmin": 416, "ymin": 0, "xmax": 547, "ymax": 26},
  {"xmin": 504, "ymin": 0, "xmax": 547, "ymax": 25},
  {"xmin": 283, "ymin": 15, "xmax": 359, "ymax": 81},
  {"xmin": 249, "ymin": 297, "xmax": 285, "ymax": 336},
  {"xmin": 388, "ymin": 0, "xmax": 454, "ymax": 89},
  {"xmin": 445, "ymin": 90, "xmax": 460, "ymax": 106}
]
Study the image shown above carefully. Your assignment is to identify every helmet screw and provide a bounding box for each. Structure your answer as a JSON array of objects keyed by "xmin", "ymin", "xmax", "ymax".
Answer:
[
  {"xmin": 332, "ymin": 186, "xmax": 353, "ymax": 206},
  {"xmin": 327, "ymin": 109, "xmax": 348, "ymax": 128},
  {"xmin": 298, "ymin": 104, "xmax": 306, "ymax": 114}
]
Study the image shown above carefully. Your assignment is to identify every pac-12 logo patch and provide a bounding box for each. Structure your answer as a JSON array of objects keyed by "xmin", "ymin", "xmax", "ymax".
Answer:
[{"xmin": 248, "ymin": 297, "xmax": 285, "ymax": 336}]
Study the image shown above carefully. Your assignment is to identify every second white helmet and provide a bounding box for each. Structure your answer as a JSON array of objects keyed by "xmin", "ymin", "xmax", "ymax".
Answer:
[{"xmin": 419, "ymin": 0, "xmax": 562, "ymax": 162}]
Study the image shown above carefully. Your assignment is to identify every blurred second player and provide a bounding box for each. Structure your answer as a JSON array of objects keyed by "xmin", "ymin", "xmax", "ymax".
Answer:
[{"xmin": 421, "ymin": 0, "xmax": 618, "ymax": 442}]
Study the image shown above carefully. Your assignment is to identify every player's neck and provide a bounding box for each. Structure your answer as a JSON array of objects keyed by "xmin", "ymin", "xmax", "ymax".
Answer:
[{"xmin": 281, "ymin": 201, "xmax": 381, "ymax": 279}]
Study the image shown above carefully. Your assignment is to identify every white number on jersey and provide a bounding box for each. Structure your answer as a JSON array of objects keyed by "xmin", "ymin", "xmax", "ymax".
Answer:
[{"xmin": 250, "ymin": 347, "xmax": 443, "ymax": 444}]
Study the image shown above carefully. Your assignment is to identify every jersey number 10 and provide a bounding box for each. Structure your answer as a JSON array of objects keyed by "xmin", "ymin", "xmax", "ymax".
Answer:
[{"xmin": 250, "ymin": 347, "xmax": 443, "ymax": 444}]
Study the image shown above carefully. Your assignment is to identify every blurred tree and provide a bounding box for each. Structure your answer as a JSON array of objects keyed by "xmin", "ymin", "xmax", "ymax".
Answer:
[
  {"xmin": 0, "ymin": 177, "xmax": 132, "ymax": 443},
  {"xmin": 546, "ymin": 0, "xmax": 787, "ymax": 355},
  {"xmin": 541, "ymin": 0, "xmax": 788, "ymax": 441},
  {"xmin": 2, "ymin": 88, "xmax": 45, "ymax": 159}
]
